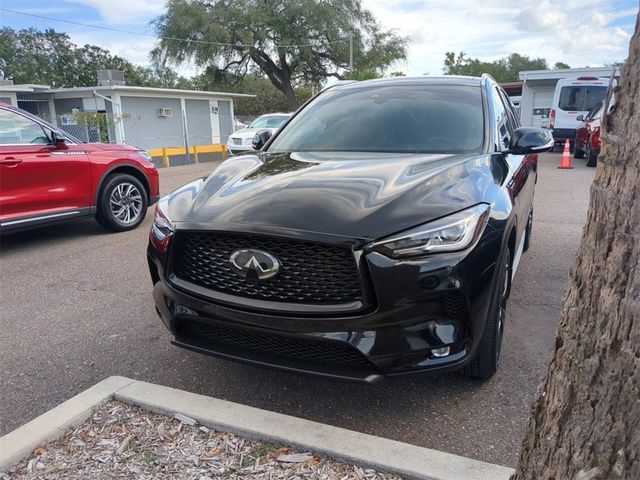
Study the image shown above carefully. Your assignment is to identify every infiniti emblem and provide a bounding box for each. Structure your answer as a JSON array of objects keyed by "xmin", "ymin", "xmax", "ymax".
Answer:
[{"xmin": 229, "ymin": 249, "xmax": 281, "ymax": 280}]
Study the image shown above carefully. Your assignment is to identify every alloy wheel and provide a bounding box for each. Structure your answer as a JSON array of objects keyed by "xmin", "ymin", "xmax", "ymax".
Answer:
[
  {"xmin": 495, "ymin": 250, "xmax": 511, "ymax": 366},
  {"xmin": 109, "ymin": 182, "xmax": 143, "ymax": 225}
]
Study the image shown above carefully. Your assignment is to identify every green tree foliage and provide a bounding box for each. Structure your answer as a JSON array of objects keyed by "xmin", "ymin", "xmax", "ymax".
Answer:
[
  {"xmin": 553, "ymin": 61, "xmax": 571, "ymax": 69},
  {"xmin": 443, "ymin": 51, "xmax": 549, "ymax": 82},
  {"xmin": 345, "ymin": 68, "xmax": 382, "ymax": 80},
  {"xmin": 0, "ymin": 27, "xmax": 192, "ymax": 88},
  {"xmin": 153, "ymin": 0, "xmax": 408, "ymax": 110}
]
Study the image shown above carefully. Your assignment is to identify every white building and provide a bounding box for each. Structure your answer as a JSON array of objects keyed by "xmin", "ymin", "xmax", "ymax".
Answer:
[
  {"xmin": 518, "ymin": 67, "xmax": 619, "ymax": 128},
  {"xmin": 0, "ymin": 81, "xmax": 253, "ymax": 152}
]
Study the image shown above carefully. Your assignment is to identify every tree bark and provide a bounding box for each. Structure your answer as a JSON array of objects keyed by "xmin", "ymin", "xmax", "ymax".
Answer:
[
  {"xmin": 512, "ymin": 13, "xmax": 640, "ymax": 480},
  {"xmin": 248, "ymin": 48, "xmax": 297, "ymax": 111},
  {"xmin": 281, "ymin": 79, "xmax": 297, "ymax": 111}
]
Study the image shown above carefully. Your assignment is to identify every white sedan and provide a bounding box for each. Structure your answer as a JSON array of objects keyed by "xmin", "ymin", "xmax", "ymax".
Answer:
[{"xmin": 227, "ymin": 113, "xmax": 292, "ymax": 155}]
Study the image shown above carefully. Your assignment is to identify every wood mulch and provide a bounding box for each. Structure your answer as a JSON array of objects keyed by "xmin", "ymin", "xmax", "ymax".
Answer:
[{"xmin": 3, "ymin": 401, "xmax": 403, "ymax": 480}]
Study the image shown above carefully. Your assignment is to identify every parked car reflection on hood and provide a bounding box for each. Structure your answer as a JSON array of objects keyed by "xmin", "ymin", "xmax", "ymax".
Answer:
[{"xmin": 226, "ymin": 113, "xmax": 292, "ymax": 155}]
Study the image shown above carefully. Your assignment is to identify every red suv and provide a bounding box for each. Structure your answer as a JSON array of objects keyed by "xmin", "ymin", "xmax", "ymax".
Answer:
[
  {"xmin": 0, "ymin": 103, "xmax": 159, "ymax": 233},
  {"xmin": 574, "ymin": 99, "xmax": 608, "ymax": 167}
]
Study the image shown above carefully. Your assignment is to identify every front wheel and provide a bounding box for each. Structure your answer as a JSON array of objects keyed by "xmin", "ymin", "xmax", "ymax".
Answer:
[
  {"xmin": 586, "ymin": 148, "xmax": 599, "ymax": 167},
  {"xmin": 96, "ymin": 174, "xmax": 148, "ymax": 232},
  {"xmin": 523, "ymin": 210, "xmax": 533, "ymax": 252},
  {"xmin": 574, "ymin": 146, "xmax": 585, "ymax": 159},
  {"xmin": 464, "ymin": 248, "xmax": 511, "ymax": 379}
]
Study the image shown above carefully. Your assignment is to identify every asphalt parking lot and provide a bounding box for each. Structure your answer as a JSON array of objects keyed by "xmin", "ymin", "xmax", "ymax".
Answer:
[{"xmin": 0, "ymin": 152, "xmax": 595, "ymax": 467}]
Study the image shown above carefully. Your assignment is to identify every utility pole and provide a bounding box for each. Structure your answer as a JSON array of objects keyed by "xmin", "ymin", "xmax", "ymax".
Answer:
[
  {"xmin": 181, "ymin": 98, "xmax": 191, "ymax": 163},
  {"xmin": 349, "ymin": 33, "xmax": 353, "ymax": 72}
]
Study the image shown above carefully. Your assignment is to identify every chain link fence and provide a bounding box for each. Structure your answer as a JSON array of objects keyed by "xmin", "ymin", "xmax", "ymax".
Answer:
[
  {"xmin": 40, "ymin": 112, "xmax": 121, "ymax": 144},
  {"xmin": 36, "ymin": 109, "xmax": 230, "ymax": 167},
  {"xmin": 121, "ymin": 107, "xmax": 229, "ymax": 166}
]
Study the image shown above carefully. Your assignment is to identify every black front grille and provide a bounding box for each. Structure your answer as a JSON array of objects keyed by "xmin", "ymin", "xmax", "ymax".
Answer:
[
  {"xmin": 178, "ymin": 319, "xmax": 370, "ymax": 367},
  {"xmin": 171, "ymin": 231, "xmax": 364, "ymax": 305}
]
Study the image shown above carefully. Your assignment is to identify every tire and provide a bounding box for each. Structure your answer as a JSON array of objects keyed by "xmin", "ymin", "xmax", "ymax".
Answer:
[
  {"xmin": 96, "ymin": 174, "xmax": 148, "ymax": 232},
  {"xmin": 464, "ymin": 248, "xmax": 511, "ymax": 379},
  {"xmin": 586, "ymin": 148, "xmax": 599, "ymax": 167},
  {"xmin": 574, "ymin": 146, "xmax": 585, "ymax": 159},
  {"xmin": 523, "ymin": 210, "xmax": 533, "ymax": 252}
]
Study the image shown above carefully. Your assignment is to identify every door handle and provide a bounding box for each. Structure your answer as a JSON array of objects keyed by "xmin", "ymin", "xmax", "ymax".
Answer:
[{"xmin": 0, "ymin": 157, "xmax": 23, "ymax": 167}]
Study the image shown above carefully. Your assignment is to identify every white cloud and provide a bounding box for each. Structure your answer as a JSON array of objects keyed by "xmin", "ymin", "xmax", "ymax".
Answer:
[
  {"xmin": 514, "ymin": 2, "xmax": 566, "ymax": 32},
  {"xmin": 69, "ymin": 30, "xmax": 157, "ymax": 65},
  {"xmin": 362, "ymin": 0, "xmax": 637, "ymax": 75},
  {"xmin": 67, "ymin": 30, "xmax": 201, "ymax": 77},
  {"xmin": 48, "ymin": 0, "xmax": 638, "ymax": 77},
  {"xmin": 65, "ymin": 0, "xmax": 166, "ymax": 25}
]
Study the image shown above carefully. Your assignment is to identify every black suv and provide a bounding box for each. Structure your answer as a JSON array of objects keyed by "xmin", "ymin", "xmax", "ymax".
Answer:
[{"xmin": 148, "ymin": 75, "xmax": 552, "ymax": 381}]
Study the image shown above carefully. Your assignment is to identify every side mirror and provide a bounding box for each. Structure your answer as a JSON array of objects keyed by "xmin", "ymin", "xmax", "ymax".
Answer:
[
  {"xmin": 252, "ymin": 129, "xmax": 272, "ymax": 150},
  {"xmin": 508, "ymin": 127, "xmax": 554, "ymax": 155},
  {"xmin": 576, "ymin": 114, "xmax": 584, "ymax": 122},
  {"xmin": 51, "ymin": 130, "xmax": 68, "ymax": 149}
]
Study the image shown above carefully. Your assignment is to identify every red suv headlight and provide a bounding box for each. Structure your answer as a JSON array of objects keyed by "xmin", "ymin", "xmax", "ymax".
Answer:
[{"xmin": 149, "ymin": 203, "xmax": 173, "ymax": 252}]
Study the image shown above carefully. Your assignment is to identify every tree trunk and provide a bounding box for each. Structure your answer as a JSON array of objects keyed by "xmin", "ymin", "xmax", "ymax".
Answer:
[
  {"xmin": 512, "ymin": 13, "xmax": 640, "ymax": 480},
  {"xmin": 282, "ymin": 79, "xmax": 297, "ymax": 112}
]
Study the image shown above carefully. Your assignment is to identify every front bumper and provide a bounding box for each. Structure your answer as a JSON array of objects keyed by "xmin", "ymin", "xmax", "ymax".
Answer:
[
  {"xmin": 227, "ymin": 145, "xmax": 253, "ymax": 155},
  {"xmin": 552, "ymin": 128, "xmax": 576, "ymax": 144},
  {"xmin": 148, "ymin": 226, "xmax": 504, "ymax": 382}
]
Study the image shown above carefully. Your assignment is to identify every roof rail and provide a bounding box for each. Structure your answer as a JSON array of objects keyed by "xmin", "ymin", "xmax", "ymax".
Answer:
[
  {"xmin": 480, "ymin": 73, "xmax": 497, "ymax": 82},
  {"xmin": 480, "ymin": 73, "xmax": 497, "ymax": 87},
  {"xmin": 321, "ymin": 80, "xmax": 358, "ymax": 92}
]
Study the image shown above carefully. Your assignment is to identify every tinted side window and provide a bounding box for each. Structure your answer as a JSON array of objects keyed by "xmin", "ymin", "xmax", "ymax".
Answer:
[
  {"xmin": 584, "ymin": 87, "xmax": 608, "ymax": 111},
  {"xmin": 491, "ymin": 87, "xmax": 510, "ymax": 150},
  {"xmin": 558, "ymin": 86, "xmax": 607, "ymax": 111},
  {"xmin": 0, "ymin": 109, "xmax": 50, "ymax": 145}
]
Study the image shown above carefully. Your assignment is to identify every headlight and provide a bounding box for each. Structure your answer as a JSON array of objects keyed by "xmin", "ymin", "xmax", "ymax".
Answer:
[
  {"xmin": 136, "ymin": 150, "xmax": 153, "ymax": 162},
  {"xmin": 150, "ymin": 203, "xmax": 173, "ymax": 252},
  {"xmin": 370, "ymin": 204, "xmax": 490, "ymax": 259}
]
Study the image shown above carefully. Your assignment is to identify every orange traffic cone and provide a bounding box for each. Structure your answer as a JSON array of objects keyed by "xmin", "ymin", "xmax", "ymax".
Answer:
[{"xmin": 558, "ymin": 139, "xmax": 573, "ymax": 169}]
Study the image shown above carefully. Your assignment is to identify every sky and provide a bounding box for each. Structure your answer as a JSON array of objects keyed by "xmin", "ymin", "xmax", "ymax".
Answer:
[{"xmin": 0, "ymin": 0, "xmax": 638, "ymax": 78}]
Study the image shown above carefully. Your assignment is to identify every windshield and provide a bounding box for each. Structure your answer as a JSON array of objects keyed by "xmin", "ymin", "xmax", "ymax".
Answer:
[
  {"xmin": 268, "ymin": 85, "xmax": 484, "ymax": 154},
  {"xmin": 558, "ymin": 85, "xmax": 607, "ymax": 112},
  {"xmin": 249, "ymin": 115, "xmax": 290, "ymax": 129}
]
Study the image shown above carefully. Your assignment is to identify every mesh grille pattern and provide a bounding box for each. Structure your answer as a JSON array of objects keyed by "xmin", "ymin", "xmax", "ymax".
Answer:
[
  {"xmin": 172, "ymin": 231, "xmax": 363, "ymax": 305},
  {"xmin": 444, "ymin": 292, "xmax": 468, "ymax": 322},
  {"xmin": 178, "ymin": 319, "xmax": 370, "ymax": 367}
]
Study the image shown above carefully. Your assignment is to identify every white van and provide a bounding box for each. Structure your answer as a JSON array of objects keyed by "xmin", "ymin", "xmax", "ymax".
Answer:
[{"xmin": 549, "ymin": 76, "xmax": 613, "ymax": 149}]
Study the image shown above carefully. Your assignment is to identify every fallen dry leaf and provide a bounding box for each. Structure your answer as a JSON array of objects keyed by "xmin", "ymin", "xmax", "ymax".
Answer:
[{"xmin": 6, "ymin": 401, "xmax": 404, "ymax": 480}]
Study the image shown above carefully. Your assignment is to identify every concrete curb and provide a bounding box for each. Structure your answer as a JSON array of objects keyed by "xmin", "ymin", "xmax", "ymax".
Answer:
[
  {"xmin": 1, "ymin": 377, "xmax": 515, "ymax": 480},
  {"xmin": 0, "ymin": 376, "xmax": 134, "ymax": 470}
]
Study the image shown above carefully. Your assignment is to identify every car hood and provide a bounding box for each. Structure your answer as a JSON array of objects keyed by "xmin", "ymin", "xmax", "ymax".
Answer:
[
  {"xmin": 84, "ymin": 142, "xmax": 139, "ymax": 152},
  {"xmin": 231, "ymin": 127, "xmax": 277, "ymax": 139},
  {"xmin": 164, "ymin": 151, "xmax": 498, "ymax": 241}
]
